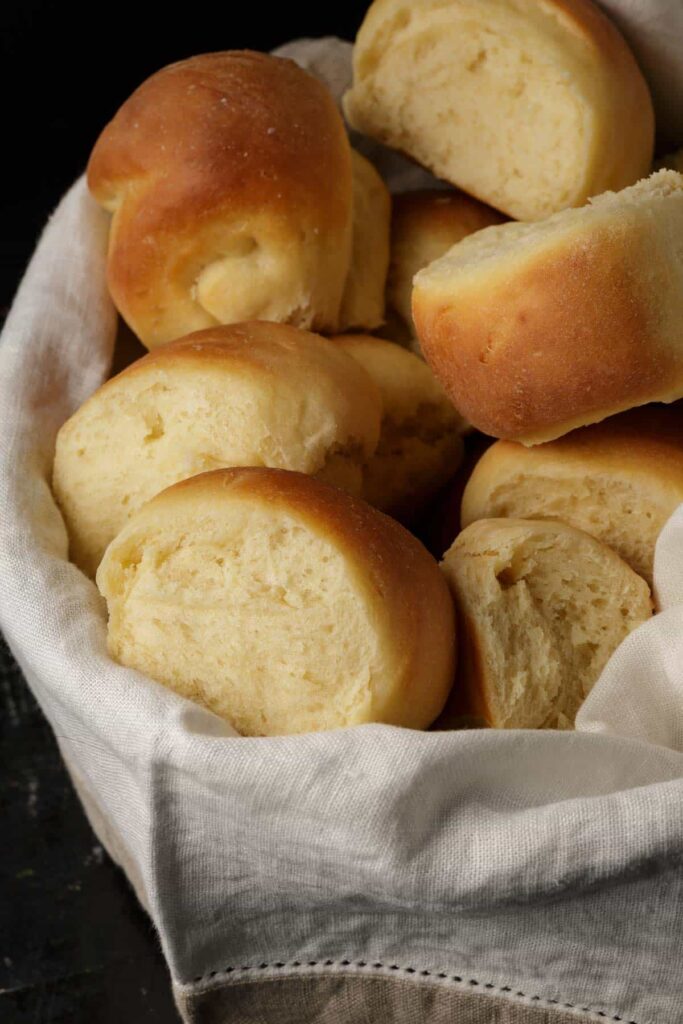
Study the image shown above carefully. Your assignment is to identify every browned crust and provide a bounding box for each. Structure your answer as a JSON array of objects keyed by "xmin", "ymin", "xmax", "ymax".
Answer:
[
  {"xmin": 87, "ymin": 52, "xmax": 352, "ymax": 343},
  {"xmin": 460, "ymin": 404, "xmax": 683, "ymax": 556},
  {"xmin": 436, "ymin": 605, "xmax": 494, "ymax": 726},
  {"xmin": 70, "ymin": 322, "xmax": 364, "ymax": 410},
  {"xmin": 547, "ymin": 0, "xmax": 655, "ymax": 201},
  {"xmin": 88, "ymin": 52, "xmax": 348, "ymax": 222},
  {"xmin": 467, "ymin": 402, "xmax": 683, "ymax": 488},
  {"xmin": 388, "ymin": 190, "xmax": 506, "ymax": 333},
  {"xmin": 413, "ymin": 222, "xmax": 683, "ymax": 441},
  {"xmin": 138, "ymin": 467, "xmax": 457, "ymax": 720},
  {"xmin": 391, "ymin": 189, "xmax": 505, "ymax": 245},
  {"xmin": 111, "ymin": 321, "xmax": 334, "ymax": 375},
  {"xmin": 338, "ymin": 150, "xmax": 391, "ymax": 331},
  {"xmin": 542, "ymin": 0, "xmax": 637, "ymax": 51}
]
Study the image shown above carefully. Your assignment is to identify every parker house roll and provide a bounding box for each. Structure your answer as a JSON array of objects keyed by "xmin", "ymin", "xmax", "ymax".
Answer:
[
  {"xmin": 414, "ymin": 171, "xmax": 683, "ymax": 444},
  {"xmin": 97, "ymin": 468, "xmax": 456, "ymax": 736},
  {"xmin": 339, "ymin": 151, "xmax": 391, "ymax": 331},
  {"xmin": 441, "ymin": 519, "xmax": 652, "ymax": 730},
  {"xmin": 88, "ymin": 52, "xmax": 355, "ymax": 348},
  {"xmin": 335, "ymin": 334, "xmax": 465, "ymax": 518},
  {"xmin": 388, "ymin": 189, "xmax": 504, "ymax": 346},
  {"xmin": 52, "ymin": 322, "xmax": 381, "ymax": 577},
  {"xmin": 344, "ymin": 0, "xmax": 654, "ymax": 221},
  {"xmin": 461, "ymin": 405, "xmax": 683, "ymax": 588}
]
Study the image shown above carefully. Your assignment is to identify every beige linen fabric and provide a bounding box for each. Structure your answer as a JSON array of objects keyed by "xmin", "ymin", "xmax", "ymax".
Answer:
[{"xmin": 177, "ymin": 973, "xmax": 606, "ymax": 1024}]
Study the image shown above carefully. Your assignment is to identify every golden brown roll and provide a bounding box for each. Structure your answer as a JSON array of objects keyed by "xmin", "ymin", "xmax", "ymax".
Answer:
[
  {"xmin": 335, "ymin": 333, "xmax": 465, "ymax": 519},
  {"xmin": 461, "ymin": 405, "xmax": 683, "ymax": 587},
  {"xmin": 88, "ymin": 52, "xmax": 354, "ymax": 348},
  {"xmin": 339, "ymin": 151, "xmax": 391, "ymax": 331},
  {"xmin": 344, "ymin": 0, "xmax": 654, "ymax": 221},
  {"xmin": 387, "ymin": 189, "xmax": 504, "ymax": 346},
  {"xmin": 97, "ymin": 468, "xmax": 457, "ymax": 736},
  {"xmin": 441, "ymin": 518, "xmax": 652, "ymax": 729},
  {"xmin": 52, "ymin": 322, "xmax": 381, "ymax": 577},
  {"xmin": 413, "ymin": 171, "xmax": 683, "ymax": 444}
]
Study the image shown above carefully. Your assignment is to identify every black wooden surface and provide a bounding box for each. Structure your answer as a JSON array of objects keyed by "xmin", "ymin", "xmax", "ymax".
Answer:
[{"xmin": 0, "ymin": 632, "xmax": 180, "ymax": 1023}]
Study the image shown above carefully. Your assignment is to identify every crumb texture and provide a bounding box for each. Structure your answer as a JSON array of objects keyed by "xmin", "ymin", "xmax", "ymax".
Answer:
[
  {"xmin": 96, "ymin": 469, "xmax": 456, "ymax": 736},
  {"xmin": 441, "ymin": 518, "xmax": 652, "ymax": 728},
  {"xmin": 102, "ymin": 513, "xmax": 377, "ymax": 735},
  {"xmin": 344, "ymin": 0, "xmax": 653, "ymax": 220},
  {"xmin": 461, "ymin": 408, "xmax": 683, "ymax": 588},
  {"xmin": 335, "ymin": 334, "xmax": 464, "ymax": 518},
  {"xmin": 52, "ymin": 323, "xmax": 381, "ymax": 576}
]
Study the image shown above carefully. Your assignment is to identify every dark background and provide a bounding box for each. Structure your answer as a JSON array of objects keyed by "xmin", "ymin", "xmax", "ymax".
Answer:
[
  {"xmin": 1, "ymin": 0, "xmax": 370, "ymax": 313},
  {"xmin": 1, "ymin": 4, "xmax": 368, "ymax": 1021}
]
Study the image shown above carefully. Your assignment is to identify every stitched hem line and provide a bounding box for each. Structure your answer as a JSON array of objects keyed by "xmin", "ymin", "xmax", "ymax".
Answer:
[{"xmin": 189, "ymin": 958, "xmax": 638, "ymax": 1023}]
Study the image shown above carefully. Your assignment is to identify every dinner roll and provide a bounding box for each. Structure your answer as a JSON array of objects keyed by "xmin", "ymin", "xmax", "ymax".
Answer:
[
  {"xmin": 344, "ymin": 0, "xmax": 654, "ymax": 222},
  {"xmin": 461, "ymin": 405, "xmax": 683, "ymax": 588},
  {"xmin": 87, "ymin": 52, "xmax": 353, "ymax": 348},
  {"xmin": 53, "ymin": 322, "xmax": 381, "ymax": 577},
  {"xmin": 97, "ymin": 468, "xmax": 456, "ymax": 735},
  {"xmin": 336, "ymin": 334, "xmax": 465, "ymax": 518},
  {"xmin": 339, "ymin": 151, "xmax": 391, "ymax": 331},
  {"xmin": 388, "ymin": 190, "xmax": 504, "ymax": 349},
  {"xmin": 441, "ymin": 519, "xmax": 652, "ymax": 730},
  {"xmin": 414, "ymin": 171, "xmax": 683, "ymax": 444}
]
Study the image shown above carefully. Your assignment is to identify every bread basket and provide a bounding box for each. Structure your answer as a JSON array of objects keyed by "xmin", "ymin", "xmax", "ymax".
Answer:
[{"xmin": 1, "ymin": 33, "xmax": 683, "ymax": 1024}]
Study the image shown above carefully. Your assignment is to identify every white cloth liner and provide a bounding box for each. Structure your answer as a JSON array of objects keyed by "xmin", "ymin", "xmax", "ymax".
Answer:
[{"xmin": 2, "ymin": 29, "xmax": 683, "ymax": 1024}]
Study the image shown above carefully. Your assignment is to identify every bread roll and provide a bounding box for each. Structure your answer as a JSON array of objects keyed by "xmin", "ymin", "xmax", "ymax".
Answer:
[
  {"xmin": 87, "ymin": 52, "xmax": 353, "ymax": 348},
  {"xmin": 344, "ymin": 0, "xmax": 654, "ymax": 221},
  {"xmin": 97, "ymin": 468, "xmax": 456, "ymax": 735},
  {"xmin": 441, "ymin": 519, "xmax": 652, "ymax": 729},
  {"xmin": 339, "ymin": 151, "xmax": 391, "ymax": 331},
  {"xmin": 413, "ymin": 171, "xmax": 683, "ymax": 444},
  {"xmin": 336, "ymin": 334, "xmax": 465, "ymax": 518},
  {"xmin": 53, "ymin": 322, "xmax": 381, "ymax": 577},
  {"xmin": 388, "ymin": 190, "xmax": 504, "ymax": 347},
  {"xmin": 461, "ymin": 405, "xmax": 683, "ymax": 588},
  {"xmin": 595, "ymin": 0, "xmax": 683, "ymax": 150}
]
